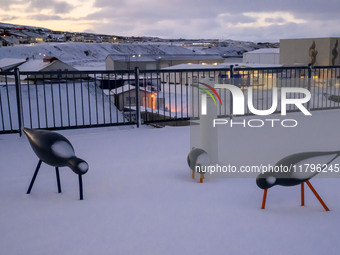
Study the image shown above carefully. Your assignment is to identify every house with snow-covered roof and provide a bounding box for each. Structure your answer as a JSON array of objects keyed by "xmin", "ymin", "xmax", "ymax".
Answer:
[
  {"xmin": 17, "ymin": 57, "xmax": 87, "ymax": 81},
  {"xmin": 21, "ymin": 30, "xmax": 47, "ymax": 43},
  {"xmin": 109, "ymin": 84, "xmax": 157, "ymax": 111},
  {"xmin": 105, "ymin": 84, "xmax": 166, "ymax": 122},
  {"xmin": 18, "ymin": 57, "xmax": 75, "ymax": 72},
  {"xmin": 0, "ymin": 35, "xmax": 20, "ymax": 46}
]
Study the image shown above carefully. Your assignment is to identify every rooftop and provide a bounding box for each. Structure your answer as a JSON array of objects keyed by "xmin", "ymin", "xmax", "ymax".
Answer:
[
  {"xmin": 162, "ymin": 62, "xmax": 282, "ymax": 70},
  {"xmin": 244, "ymin": 48, "xmax": 280, "ymax": 54},
  {"xmin": 18, "ymin": 59, "xmax": 54, "ymax": 72},
  {"xmin": 0, "ymin": 58, "xmax": 27, "ymax": 69},
  {"xmin": 103, "ymin": 84, "xmax": 151, "ymax": 95},
  {"xmin": 162, "ymin": 63, "xmax": 221, "ymax": 70},
  {"xmin": 108, "ymin": 53, "xmax": 223, "ymax": 62}
]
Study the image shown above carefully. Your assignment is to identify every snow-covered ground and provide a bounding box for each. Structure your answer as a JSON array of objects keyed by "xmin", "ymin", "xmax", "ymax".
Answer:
[{"xmin": 1, "ymin": 109, "xmax": 340, "ymax": 255}]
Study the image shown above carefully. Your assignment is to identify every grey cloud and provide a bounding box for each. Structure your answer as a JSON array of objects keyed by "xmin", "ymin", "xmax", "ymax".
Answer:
[
  {"xmin": 218, "ymin": 14, "xmax": 257, "ymax": 25},
  {"xmin": 94, "ymin": 0, "xmax": 127, "ymax": 8},
  {"xmin": 88, "ymin": 0, "xmax": 340, "ymax": 40},
  {"xmin": 0, "ymin": 0, "xmax": 24, "ymax": 9},
  {"xmin": 28, "ymin": 14, "xmax": 63, "ymax": 21},
  {"xmin": 216, "ymin": 20, "xmax": 340, "ymax": 42},
  {"xmin": 0, "ymin": 15, "xmax": 19, "ymax": 21},
  {"xmin": 92, "ymin": 0, "xmax": 225, "ymax": 20},
  {"xmin": 93, "ymin": 13, "xmax": 340, "ymax": 42},
  {"xmin": 89, "ymin": 0, "xmax": 340, "ymax": 29},
  {"xmin": 264, "ymin": 17, "xmax": 286, "ymax": 24},
  {"xmin": 93, "ymin": 0, "xmax": 340, "ymax": 18},
  {"xmin": 29, "ymin": 0, "xmax": 74, "ymax": 14},
  {"xmin": 2, "ymin": 0, "xmax": 337, "ymax": 42}
]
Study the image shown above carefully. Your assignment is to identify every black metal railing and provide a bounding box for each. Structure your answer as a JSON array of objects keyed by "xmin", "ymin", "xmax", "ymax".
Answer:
[{"xmin": 1, "ymin": 65, "xmax": 340, "ymax": 135}]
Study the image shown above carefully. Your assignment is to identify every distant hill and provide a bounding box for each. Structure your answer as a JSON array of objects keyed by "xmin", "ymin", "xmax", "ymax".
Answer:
[
  {"xmin": 0, "ymin": 42, "xmax": 203, "ymax": 64},
  {"xmin": 0, "ymin": 22, "xmax": 50, "ymax": 31},
  {"xmin": 0, "ymin": 22, "xmax": 278, "ymax": 65}
]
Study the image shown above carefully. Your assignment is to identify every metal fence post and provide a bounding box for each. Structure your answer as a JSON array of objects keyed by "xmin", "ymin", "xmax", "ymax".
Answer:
[
  {"xmin": 230, "ymin": 65, "xmax": 234, "ymax": 119},
  {"xmin": 307, "ymin": 65, "xmax": 312, "ymax": 111},
  {"xmin": 134, "ymin": 67, "xmax": 141, "ymax": 128},
  {"xmin": 14, "ymin": 68, "xmax": 23, "ymax": 136}
]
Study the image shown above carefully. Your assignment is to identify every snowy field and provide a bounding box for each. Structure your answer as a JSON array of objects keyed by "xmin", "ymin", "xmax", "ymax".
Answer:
[{"xmin": 1, "ymin": 109, "xmax": 340, "ymax": 254}]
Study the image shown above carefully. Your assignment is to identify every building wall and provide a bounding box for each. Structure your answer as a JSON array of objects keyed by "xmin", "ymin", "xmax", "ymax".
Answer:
[
  {"xmin": 117, "ymin": 89, "xmax": 137, "ymax": 110},
  {"xmin": 280, "ymin": 38, "xmax": 340, "ymax": 66},
  {"xmin": 114, "ymin": 61, "xmax": 157, "ymax": 71},
  {"xmin": 159, "ymin": 59, "xmax": 223, "ymax": 69},
  {"xmin": 223, "ymin": 57, "xmax": 243, "ymax": 63},
  {"xmin": 116, "ymin": 90, "xmax": 154, "ymax": 110},
  {"xmin": 106, "ymin": 57, "xmax": 115, "ymax": 70},
  {"xmin": 243, "ymin": 53, "xmax": 279, "ymax": 64},
  {"xmin": 106, "ymin": 55, "xmax": 224, "ymax": 70}
]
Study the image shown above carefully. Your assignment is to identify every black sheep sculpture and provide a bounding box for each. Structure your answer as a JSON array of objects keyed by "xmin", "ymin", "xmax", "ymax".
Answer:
[
  {"xmin": 24, "ymin": 128, "xmax": 89, "ymax": 200},
  {"xmin": 256, "ymin": 151, "xmax": 340, "ymax": 211}
]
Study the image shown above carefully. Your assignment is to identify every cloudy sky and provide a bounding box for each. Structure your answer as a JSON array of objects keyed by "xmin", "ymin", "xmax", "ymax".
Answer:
[{"xmin": 1, "ymin": 0, "xmax": 339, "ymax": 42}]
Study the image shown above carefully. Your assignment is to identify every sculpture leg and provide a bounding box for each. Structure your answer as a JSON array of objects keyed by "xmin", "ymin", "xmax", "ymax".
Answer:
[
  {"xmin": 305, "ymin": 180, "xmax": 330, "ymax": 211},
  {"xmin": 192, "ymin": 171, "xmax": 195, "ymax": 179},
  {"xmin": 78, "ymin": 174, "xmax": 83, "ymax": 200},
  {"xmin": 27, "ymin": 160, "xmax": 43, "ymax": 194},
  {"xmin": 261, "ymin": 189, "xmax": 268, "ymax": 209},
  {"xmin": 55, "ymin": 167, "xmax": 62, "ymax": 193},
  {"xmin": 200, "ymin": 174, "xmax": 204, "ymax": 183},
  {"xmin": 301, "ymin": 183, "xmax": 304, "ymax": 206}
]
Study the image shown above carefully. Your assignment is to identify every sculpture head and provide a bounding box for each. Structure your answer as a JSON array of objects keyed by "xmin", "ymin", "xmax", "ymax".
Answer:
[{"xmin": 67, "ymin": 157, "xmax": 89, "ymax": 175}]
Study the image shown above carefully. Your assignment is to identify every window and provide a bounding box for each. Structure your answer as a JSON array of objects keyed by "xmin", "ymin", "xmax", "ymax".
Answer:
[{"xmin": 125, "ymin": 96, "xmax": 136, "ymax": 105}]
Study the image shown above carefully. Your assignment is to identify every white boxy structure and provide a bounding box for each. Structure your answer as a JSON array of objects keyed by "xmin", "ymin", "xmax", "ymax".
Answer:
[{"xmin": 243, "ymin": 48, "xmax": 280, "ymax": 65}]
